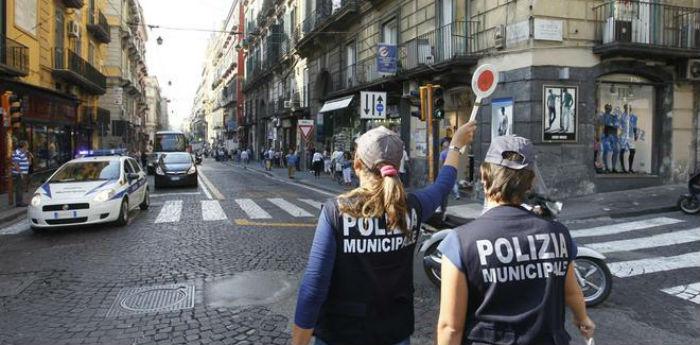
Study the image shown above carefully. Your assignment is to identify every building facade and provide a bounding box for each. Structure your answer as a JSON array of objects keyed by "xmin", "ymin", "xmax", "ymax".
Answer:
[
  {"xmin": 0, "ymin": 0, "xmax": 113, "ymax": 189},
  {"xmin": 143, "ymin": 75, "xmax": 160, "ymax": 143},
  {"xmin": 288, "ymin": 0, "xmax": 700, "ymax": 196},
  {"xmin": 99, "ymin": 0, "xmax": 148, "ymax": 151}
]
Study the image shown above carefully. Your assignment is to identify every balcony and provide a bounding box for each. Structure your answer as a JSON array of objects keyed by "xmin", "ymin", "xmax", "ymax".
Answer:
[
  {"xmin": 0, "ymin": 35, "xmax": 29, "ymax": 77},
  {"xmin": 62, "ymin": 0, "xmax": 84, "ymax": 9},
  {"xmin": 88, "ymin": 11, "xmax": 111, "ymax": 44},
  {"xmin": 593, "ymin": 1, "xmax": 700, "ymax": 59},
  {"xmin": 329, "ymin": 58, "xmax": 382, "ymax": 95},
  {"xmin": 399, "ymin": 21, "xmax": 480, "ymax": 73},
  {"xmin": 296, "ymin": 0, "xmax": 358, "ymax": 54},
  {"xmin": 53, "ymin": 48, "xmax": 107, "ymax": 95}
]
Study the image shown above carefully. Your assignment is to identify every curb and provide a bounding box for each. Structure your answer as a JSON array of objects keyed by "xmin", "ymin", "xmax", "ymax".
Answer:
[
  {"xmin": 0, "ymin": 208, "xmax": 26, "ymax": 224},
  {"xmin": 245, "ymin": 166, "xmax": 345, "ymax": 194},
  {"xmin": 560, "ymin": 205, "xmax": 679, "ymax": 221}
]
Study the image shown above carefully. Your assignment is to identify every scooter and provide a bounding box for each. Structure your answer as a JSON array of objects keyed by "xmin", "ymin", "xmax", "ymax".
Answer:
[
  {"xmin": 677, "ymin": 171, "xmax": 700, "ymax": 214},
  {"xmin": 419, "ymin": 194, "xmax": 613, "ymax": 307}
]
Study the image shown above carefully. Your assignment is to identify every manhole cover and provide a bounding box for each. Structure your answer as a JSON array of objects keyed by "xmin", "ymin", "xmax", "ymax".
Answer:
[{"xmin": 106, "ymin": 282, "xmax": 194, "ymax": 317}]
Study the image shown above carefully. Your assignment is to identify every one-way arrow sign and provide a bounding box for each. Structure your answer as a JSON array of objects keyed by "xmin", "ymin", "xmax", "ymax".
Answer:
[{"xmin": 360, "ymin": 91, "xmax": 387, "ymax": 119}]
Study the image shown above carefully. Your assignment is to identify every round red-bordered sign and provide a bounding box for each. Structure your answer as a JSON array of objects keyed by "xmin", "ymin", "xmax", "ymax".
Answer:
[{"xmin": 471, "ymin": 64, "xmax": 498, "ymax": 99}]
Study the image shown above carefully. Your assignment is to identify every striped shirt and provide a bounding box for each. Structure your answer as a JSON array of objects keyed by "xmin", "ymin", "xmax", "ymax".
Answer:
[{"xmin": 12, "ymin": 149, "xmax": 29, "ymax": 175}]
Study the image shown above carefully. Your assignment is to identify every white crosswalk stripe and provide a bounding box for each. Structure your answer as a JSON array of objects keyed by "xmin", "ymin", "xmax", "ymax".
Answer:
[
  {"xmin": 155, "ymin": 200, "xmax": 183, "ymax": 223},
  {"xmin": 201, "ymin": 200, "xmax": 227, "ymax": 221},
  {"xmin": 608, "ymin": 251, "xmax": 700, "ymax": 278},
  {"xmin": 235, "ymin": 199, "xmax": 271, "ymax": 219},
  {"xmin": 570, "ymin": 217, "xmax": 683, "ymax": 238},
  {"xmin": 586, "ymin": 227, "xmax": 700, "ymax": 254},
  {"xmin": 268, "ymin": 198, "xmax": 313, "ymax": 217},
  {"xmin": 298, "ymin": 199, "xmax": 323, "ymax": 210},
  {"xmin": 661, "ymin": 282, "xmax": 700, "ymax": 305}
]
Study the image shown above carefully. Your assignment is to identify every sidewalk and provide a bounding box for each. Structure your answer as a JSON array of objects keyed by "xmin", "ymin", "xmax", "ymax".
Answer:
[
  {"xmin": 0, "ymin": 190, "xmax": 31, "ymax": 225},
  {"xmin": 238, "ymin": 160, "xmax": 684, "ymax": 221}
]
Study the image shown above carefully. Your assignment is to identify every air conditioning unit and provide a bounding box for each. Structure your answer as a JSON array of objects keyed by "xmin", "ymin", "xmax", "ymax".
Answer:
[
  {"xmin": 284, "ymin": 100, "xmax": 293, "ymax": 108},
  {"xmin": 687, "ymin": 59, "xmax": 700, "ymax": 81},
  {"xmin": 68, "ymin": 21, "xmax": 81, "ymax": 38}
]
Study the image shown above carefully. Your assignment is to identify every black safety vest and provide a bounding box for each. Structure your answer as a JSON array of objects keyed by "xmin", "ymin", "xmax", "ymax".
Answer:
[
  {"xmin": 455, "ymin": 206, "xmax": 575, "ymax": 345},
  {"xmin": 314, "ymin": 196, "xmax": 422, "ymax": 345}
]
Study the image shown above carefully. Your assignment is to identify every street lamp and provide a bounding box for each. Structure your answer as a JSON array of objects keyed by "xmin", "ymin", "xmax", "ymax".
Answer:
[{"xmin": 156, "ymin": 36, "xmax": 163, "ymax": 45}]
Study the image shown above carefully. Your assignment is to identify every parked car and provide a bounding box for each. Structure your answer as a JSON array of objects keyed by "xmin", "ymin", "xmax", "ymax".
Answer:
[
  {"xmin": 154, "ymin": 152, "xmax": 198, "ymax": 188},
  {"xmin": 28, "ymin": 153, "xmax": 149, "ymax": 231}
]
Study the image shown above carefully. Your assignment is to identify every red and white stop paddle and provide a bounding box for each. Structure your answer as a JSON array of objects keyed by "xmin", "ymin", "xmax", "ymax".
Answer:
[{"xmin": 469, "ymin": 64, "xmax": 499, "ymax": 122}]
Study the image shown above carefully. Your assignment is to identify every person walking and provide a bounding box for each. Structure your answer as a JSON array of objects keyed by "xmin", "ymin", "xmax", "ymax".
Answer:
[
  {"xmin": 323, "ymin": 149, "xmax": 332, "ymax": 175},
  {"xmin": 399, "ymin": 149, "xmax": 409, "ymax": 186},
  {"xmin": 287, "ymin": 149, "xmax": 299, "ymax": 179},
  {"xmin": 435, "ymin": 135, "xmax": 595, "ymax": 345},
  {"xmin": 312, "ymin": 151, "xmax": 324, "ymax": 179},
  {"xmin": 292, "ymin": 122, "xmax": 476, "ymax": 345},
  {"xmin": 340, "ymin": 151, "xmax": 353, "ymax": 187},
  {"xmin": 240, "ymin": 149, "xmax": 249, "ymax": 169},
  {"xmin": 12, "ymin": 140, "xmax": 30, "ymax": 207}
]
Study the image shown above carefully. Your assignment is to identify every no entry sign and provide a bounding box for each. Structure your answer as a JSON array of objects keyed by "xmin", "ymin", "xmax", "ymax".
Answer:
[{"xmin": 470, "ymin": 64, "xmax": 499, "ymax": 122}]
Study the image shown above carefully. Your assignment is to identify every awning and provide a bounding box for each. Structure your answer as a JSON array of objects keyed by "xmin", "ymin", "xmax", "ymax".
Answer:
[{"xmin": 319, "ymin": 95, "xmax": 354, "ymax": 113}]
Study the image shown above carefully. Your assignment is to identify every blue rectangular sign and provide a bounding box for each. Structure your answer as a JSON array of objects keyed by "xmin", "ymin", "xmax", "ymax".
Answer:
[{"xmin": 376, "ymin": 44, "xmax": 397, "ymax": 75}]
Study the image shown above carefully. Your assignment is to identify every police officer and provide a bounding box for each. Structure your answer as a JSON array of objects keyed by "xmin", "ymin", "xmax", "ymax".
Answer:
[
  {"xmin": 292, "ymin": 122, "xmax": 477, "ymax": 345},
  {"xmin": 436, "ymin": 135, "xmax": 594, "ymax": 345}
]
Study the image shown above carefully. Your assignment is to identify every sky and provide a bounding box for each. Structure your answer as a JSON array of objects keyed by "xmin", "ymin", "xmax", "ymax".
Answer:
[{"xmin": 141, "ymin": 0, "xmax": 231, "ymax": 131}]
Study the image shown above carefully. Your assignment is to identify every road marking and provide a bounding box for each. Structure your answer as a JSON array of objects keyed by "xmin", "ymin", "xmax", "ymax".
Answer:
[
  {"xmin": 587, "ymin": 228, "xmax": 700, "ymax": 254},
  {"xmin": 197, "ymin": 171, "xmax": 225, "ymax": 200},
  {"xmin": 0, "ymin": 220, "xmax": 29, "ymax": 235},
  {"xmin": 201, "ymin": 200, "xmax": 227, "ymax": 221},
  {"xmin": 298, "ymin": 199, "xmax": 323, "ymax": 210},
  {"xmin": 150, "ymin": 192, "xmax": 201, "ymax": 198},
  {"xmin": 198, "ymin": 177, "xmax": 213, "ymax": 200},
  {"xmin": 268, "ymin": 198, "xmax": 313, "ymax": 217},
  {"xmin": 234, "ymin": 219, "xmax": 316, "ymax": 228},
  {"xmin": 609, "ymin": 251, "xmax": 700, "ymax": 278},
  {"xmin": 661, "ymin": 282, "xmax": 700, "ymax": 305},
  {"xmin": 235, "ymin": 199, "xmax": 271, "ymax": 219},
  {"xmin": 570, "ymin": 217, "xmax": 683, "ymax": 238},
  {"xmin": 155, "ymin": 200, "xmax": 183, "ymax": 223}
]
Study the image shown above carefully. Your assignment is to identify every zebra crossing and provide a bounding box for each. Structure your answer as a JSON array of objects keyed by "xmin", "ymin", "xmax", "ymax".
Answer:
[
  {"xmin": 569, "ymin": 216, "xmax": 700, "ymax": 306},
  {"xmin": 152, "ymin": 197, "xmax": 324, "ymax": 223}
]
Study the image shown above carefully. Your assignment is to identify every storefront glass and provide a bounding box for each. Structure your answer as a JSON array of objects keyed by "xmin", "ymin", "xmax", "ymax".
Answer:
[
  {"xmin": 21, "ymin": 124, "xmax": 72, "ymax": 172},
  {"xmin": 595, "ymin": 74, "xmax": 654, "ymax": 174}
]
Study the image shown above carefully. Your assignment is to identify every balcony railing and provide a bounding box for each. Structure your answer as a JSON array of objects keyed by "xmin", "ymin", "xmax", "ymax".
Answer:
[
  {"xmin": 88, "ymin": 10, "xmax": 111, "ymax": 44},
  {"xmin": 298, "ymin": 0, "xmax": 357, "ymax": 46},
  {"xmin": 0, "ymin": 35, "xmax": 29, "ymax": 76},
  {"xmin": 53, "ymin": 48, "xmax": 107, "ymax": 94},
  {"xmin": 330, "ymin": 58, "xmax": 381, "ymax": 93},
  {"xmin": 399, "ymin": 21, "xmax": 480, "ymax": 71},
  {"xmin": 593, "ymin": 1, "xmax": 700, "ymax": 56}
]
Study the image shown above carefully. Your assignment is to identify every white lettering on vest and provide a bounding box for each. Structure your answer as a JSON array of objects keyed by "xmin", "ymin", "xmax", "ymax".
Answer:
[{"xmin": 476, "ymin": 240, "xmax": 494, "ymax": 265}]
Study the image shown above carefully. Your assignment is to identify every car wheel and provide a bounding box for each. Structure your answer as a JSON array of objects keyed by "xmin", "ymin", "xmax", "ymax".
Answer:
[
  {"xmin": 115, "ymin": 198, "xmax": 129, "ymax": 226},
  {"xmin": 140, "ymin": 189, "xmax": 150, "ymax": 210}
]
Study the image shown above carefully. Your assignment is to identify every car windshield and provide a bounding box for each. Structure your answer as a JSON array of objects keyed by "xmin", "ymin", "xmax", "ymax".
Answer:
[
  {"xmin": 49, "ymin": 161, "xmax": 121, "ymax": 183},
  {"xmin": 163, "ymin": 154, "xmax": 191, "ymax": 164}
]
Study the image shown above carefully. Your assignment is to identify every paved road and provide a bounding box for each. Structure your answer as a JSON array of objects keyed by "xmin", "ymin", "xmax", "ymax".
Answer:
[{"xmin": 0, "ymin": 159, "xmax": 698, "ymax": 344}]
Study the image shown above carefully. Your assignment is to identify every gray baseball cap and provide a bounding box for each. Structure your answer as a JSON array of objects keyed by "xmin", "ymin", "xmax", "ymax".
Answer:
[
  {"xmin": 355, "ymin": 126, "xmax": 404, "ymax": 170},
  {"xmin": 484, "ymin": 135, "xmax": 536, "ymax": 170}
]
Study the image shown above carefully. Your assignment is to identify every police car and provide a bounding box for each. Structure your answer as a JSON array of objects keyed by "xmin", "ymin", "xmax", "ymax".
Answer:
[{"xmin": 28, "ymin": 150, "xmax": 149, "ymax": 230}]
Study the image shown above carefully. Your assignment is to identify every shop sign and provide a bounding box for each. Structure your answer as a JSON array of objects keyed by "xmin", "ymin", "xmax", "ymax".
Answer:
[
  {"xmin": 534, "ymin": 18, "xmax": 563, "ymax": 42},
  {"xmin": 298, "ymin": 119, "xmax": 314, "ymax": 141},
  {"xmin": 360, "ymin": 91, "xmax": 387, "ymax": 119},
  {"xmin": 376, "ymin": 44, "xmax": 397, "ymax": 75},
  {"xmin": 506, "ymin": 20, "xmax": 530, "ymax": 47}
]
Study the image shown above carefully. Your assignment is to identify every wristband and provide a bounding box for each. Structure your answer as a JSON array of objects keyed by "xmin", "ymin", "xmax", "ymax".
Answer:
[{"xmin": 449, "ymin": 145, "xmax": 463, "ymax": 154}]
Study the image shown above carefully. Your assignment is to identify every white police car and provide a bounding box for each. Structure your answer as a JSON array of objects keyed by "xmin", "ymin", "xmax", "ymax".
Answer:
[{"xmin": 28, "ymin": 153, "xmax": 149, "ymax": 230}]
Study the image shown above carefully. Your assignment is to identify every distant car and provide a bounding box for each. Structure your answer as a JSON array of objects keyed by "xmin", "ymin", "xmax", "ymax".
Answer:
[
  {"xmin": 147, "ymin": 130, "xmax": 189, "ymax": 174},
  {"xmin": 154, "ymin": 152, "xmax": 198, "ymax": 188},
  {"xmin": 28, "ymin": 155, "xmax": 149, "ymax": 231}
]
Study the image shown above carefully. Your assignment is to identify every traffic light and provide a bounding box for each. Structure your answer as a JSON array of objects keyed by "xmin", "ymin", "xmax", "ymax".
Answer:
[
  {"xmin": 9, "ymin": 94, "xmax": 22, "ymax": 129},
  {"xmin": 432, "ymin": 85, "xmax": 445, "ymax": 119}
]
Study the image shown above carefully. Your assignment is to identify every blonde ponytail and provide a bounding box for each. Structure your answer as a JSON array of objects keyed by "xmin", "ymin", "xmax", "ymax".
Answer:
[{"xmin": 338, "ymin": 161, "xmax": 409, "ymax": 234}]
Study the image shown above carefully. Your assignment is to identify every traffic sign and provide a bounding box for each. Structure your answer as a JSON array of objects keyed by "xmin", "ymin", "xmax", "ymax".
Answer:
[
  {"xmin": 298, "ymin": 119, "xmax": 314, "ymax": 141},
  {"xmin": 360, "ymin": 91, "xmax": 387, "ymax": 119},
  {"xmin": 470, "ymin": 64, "xmax": 499, "ymax": 122}
]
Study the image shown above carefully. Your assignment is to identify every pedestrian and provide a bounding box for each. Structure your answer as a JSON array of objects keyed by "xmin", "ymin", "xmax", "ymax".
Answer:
[
  {"xmin": 287, "ymin": 149, "xmax": 298, "ymax": 179},
  {"xmin": 331, "ymin": 147, "xmax": 343, "ymax": 182},
  {"xmin": 312, "ymin": 151, "xmax": 324, "ymax": 179},
  {"xmin": 323, "ymin": 149, "xmax": 331, "ymax": 175},
  {"xmin": 291, "ymin": 123, "xmax": 477, "ymax": 345},
  {"xmin": 399, "ymin": 149, "xmax": 409, "ymax": 186},
  {"xmin": 340, "ymin": 151, "xmax": 353, "ymax": 187},
  {"xmin": 435, "ymin": 135, "xmax": 595, "ymax": 345},
  {"xmin": 12, "ymin": 140, "xmax": 30, "ymax": 207},
  {"xmin": 240, "ymin": 149, "xmax": 249, "ymax": 169}
]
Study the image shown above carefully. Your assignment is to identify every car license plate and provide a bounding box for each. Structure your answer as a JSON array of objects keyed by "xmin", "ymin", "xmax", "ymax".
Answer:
[
  {"xmin": 53, "ymin": 211, "xmax": 76, "ymax": 219},
  {"xmin": 170, "ymin": 176, "xmax": 181, "ymax": 181}
]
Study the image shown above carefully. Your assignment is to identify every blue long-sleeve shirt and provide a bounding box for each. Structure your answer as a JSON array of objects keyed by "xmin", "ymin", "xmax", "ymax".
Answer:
[{"xmin": 294, "ymin": 166, "xmax": 457, "ymax": 328}]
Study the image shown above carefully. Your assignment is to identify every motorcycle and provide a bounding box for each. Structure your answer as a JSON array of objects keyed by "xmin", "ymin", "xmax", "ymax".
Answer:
[
  {"xmin": 194, "ymin": 153, "xmax": 203, "ymax": 165},
  {"xmin": 677, "ymin": 171, "xmax": 700, "ymax": 214},
  {"xmin": 420, "ymin": 190, "xmax": 612, "ymax": 307}
]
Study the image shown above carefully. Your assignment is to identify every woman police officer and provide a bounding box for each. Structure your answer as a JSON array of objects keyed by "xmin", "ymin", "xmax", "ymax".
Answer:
[{"xmin": 292, "ymin": 122, "xmax": 477, "ymax": 345}]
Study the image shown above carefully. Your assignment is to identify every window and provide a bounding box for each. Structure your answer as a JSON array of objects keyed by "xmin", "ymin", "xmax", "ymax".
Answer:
[
  {"xmin": 129, "ymin": 158, "xmax": 142, "ymax": 172},
  {"xmin": 49, "ymin": 161, "xmax": 121, "ymax": 183},
  {"xmin": 382, "ymin": 18, "xmax": 398, "ymax": 45},
  {"xmin": 88, "ymin": 43, "xmax": 95, "ymax": 65},
  {"xmin": 345, "ymin": 41, "xmax": 356, "ymax": 86}
]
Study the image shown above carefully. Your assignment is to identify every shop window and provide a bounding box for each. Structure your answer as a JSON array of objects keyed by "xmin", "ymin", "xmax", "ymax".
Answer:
[{"xmin": 595, "ymin": 74, "xmax": 654, "ymax": 175}]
